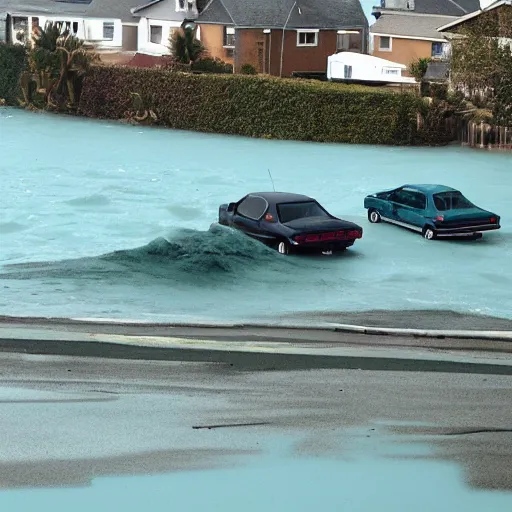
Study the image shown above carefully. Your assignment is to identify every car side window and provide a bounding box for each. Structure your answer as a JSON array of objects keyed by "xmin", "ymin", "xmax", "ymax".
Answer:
[
  {"xmin": 390, "ymin": 189, "xmax": 425, "ymax": 209},
  {"xmin": 412, "ymin": 192, "xmax": 426, "ymax": 209},
  {"xmin": 236, "ymin": 196, "xmax": 268, "ymax": 220}
]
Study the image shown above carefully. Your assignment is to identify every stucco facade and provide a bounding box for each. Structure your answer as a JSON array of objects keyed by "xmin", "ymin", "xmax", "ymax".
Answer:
[{"xmin": 372, "ymin": 35, "xmax": 434, "ymax": 72}]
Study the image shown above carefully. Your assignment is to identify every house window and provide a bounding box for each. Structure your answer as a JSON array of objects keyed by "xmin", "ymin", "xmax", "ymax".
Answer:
[
  {"xmin": 12, "ymin": 17, "xmax": 28, "ymax": 44},
  {"xmin": 383, "ymin": 68, "xmax": 399, "ymax": 75},
  {"xmin": 224, "ymin": 26, "xmax": 235, "ymax": 47},
  {"xmin": 336, "ymin": 32, "xmax": 362, "ymax": 53},
  {"xmin": 178, "ymin": 0, "xmax": 186, "ymax": 9},
  {"xmin": 431, "ymin": 42, "xmax": 447, "ymax": 58},
  {"xmin": 297, "ymin": 31, "xmax": 318, "ymax": 47},
  {"xmin": 379, "ymin": 36, "xmax": 391, "ymax": 51},
  {"xmin": 103, "ymin": 22, "xmax": 114, "ymax": 41},
  {"xmin": 72, "ymin": 22, "xmax": 79, "ymax": 34},
  {"xmin": 150, "ymin": 25, "xmax": 163, "ymax": 44},
  {"xmin": 344, "ymin": 65, "xmax": 352, "ymax": 79}
]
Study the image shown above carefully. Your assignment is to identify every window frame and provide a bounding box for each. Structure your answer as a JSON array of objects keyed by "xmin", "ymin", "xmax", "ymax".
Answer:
[
  {"xmin": 236, "ymin": 195, "xmax": 269, "ymax": 221},
  {"xmin": 102, "ymin": 21, "xmax": 114, "ymax": 41},
  {"xmin": 223, "ymin": 26, "xmax": 235, "ymax": 48},
  {"xmin": 149, "ymin": 24, "xmax": 163, "ymax": 44},
  {"xmin": 296, "ymin": 30, "xmax": 319, "ymax": 47},
  {"xmin": 379, "ymin": 35, "xmax": 392, "ymax": 51}
]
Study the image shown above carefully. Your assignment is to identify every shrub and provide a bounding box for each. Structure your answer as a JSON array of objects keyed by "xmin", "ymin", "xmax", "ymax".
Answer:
[
  {"xmin": 408, "ymin": 57, "xmax": 431, "ymax": 82},
  {"xmin": 79, "ymin": 66, "xmax": 450, "ymax": 145},
  {"xmin": 240, "ymin": 63, "xmax": 257, "ymax": 75},
  {"xmin": 191, "ymin": 57, "xmax": 233, "ymax": 74},
  {"xmin": 0, "ymin": 43, "xmax": 27, "ymax": 105}
]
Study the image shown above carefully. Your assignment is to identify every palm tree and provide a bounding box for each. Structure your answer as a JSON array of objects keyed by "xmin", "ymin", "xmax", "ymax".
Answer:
[
  {"xmin": 169, "ymin": 26, "xmax": 205, "ymax": 64},
  {"xmin": 27, "ymin": 22, "xmax": 97, "ymax": 109}
]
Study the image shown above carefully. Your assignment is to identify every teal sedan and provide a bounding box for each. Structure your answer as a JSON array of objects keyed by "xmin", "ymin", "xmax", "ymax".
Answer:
[{"xmin": 364, "ymin": 184, "xmax": 501, "ymax": 240}]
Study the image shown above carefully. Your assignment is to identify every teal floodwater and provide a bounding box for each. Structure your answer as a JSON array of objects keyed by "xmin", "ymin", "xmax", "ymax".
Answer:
[
  {"xmin": 1, "ymin": 108, "xmax": 512, "ymax": 322},
  {"xmin": 1, "ymin": 433, "xmax": 511, "ymax": 511}
]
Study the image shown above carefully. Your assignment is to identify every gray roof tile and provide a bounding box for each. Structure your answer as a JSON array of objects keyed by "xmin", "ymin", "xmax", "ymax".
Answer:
[
  {"xmin": 370, "ymin": 13, "xmax": 457, "ymax": 39},
  {"xmin": 199, "ymin": 0, "xmax": 367, "ymax": 29}
]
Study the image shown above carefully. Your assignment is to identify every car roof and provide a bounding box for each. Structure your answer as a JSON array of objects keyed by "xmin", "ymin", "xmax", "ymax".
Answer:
[
  {"xmin": 402, "ymin": 184, "xmax": 459, "ymax": 194},
  {"xmin": 248, "ymin": 192, "xmax": 315, "ymax": 203}
]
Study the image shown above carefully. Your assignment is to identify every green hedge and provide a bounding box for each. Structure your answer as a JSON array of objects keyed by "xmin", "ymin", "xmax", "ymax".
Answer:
[
  {"xmin": 80, "ymin": 66, "xmax": 433, "ymax": 145},
  {"xmin": 0, "ymin": 43, "xmax": 27, "ymax": 105}
]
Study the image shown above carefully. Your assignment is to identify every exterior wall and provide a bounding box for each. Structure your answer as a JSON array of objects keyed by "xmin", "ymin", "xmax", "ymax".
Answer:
[
  {"xmin": 199, "ymin": 25, "xmax": 367, "ymax": 76},
  {"xmin": 269, "ymin": 29, "xmax": 339, "ymax": 77},
  {"xmin": 84, "ymin": 18, "xmax": 123, "ymax": 49},
  {"xmin": 372, "ymin": 35, "xmax": 434, "ymax": 72},
  {"xmin": 137, "ymin": 17, "xmax": 182, "ymax": 55},
  {"xmin": 200, "ymin": 23, "xmax": 234, "ymax": 65},
  {"xmin": 235, "ymin": 28, "xmax": 266, "ymax": 72}
]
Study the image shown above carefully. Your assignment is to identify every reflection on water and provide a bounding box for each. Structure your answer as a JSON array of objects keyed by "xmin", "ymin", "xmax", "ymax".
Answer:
[{"xmin": 1, "ymin": 434, "xmax": 511, "ymax": 512}]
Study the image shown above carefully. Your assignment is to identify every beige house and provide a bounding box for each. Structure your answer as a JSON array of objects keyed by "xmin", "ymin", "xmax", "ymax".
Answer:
[{"xmin": 370, "ymin": 0, "xmax": 480, "ymax": 74}]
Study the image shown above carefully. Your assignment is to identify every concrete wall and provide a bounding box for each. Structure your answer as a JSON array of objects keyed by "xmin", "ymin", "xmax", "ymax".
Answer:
[{"xmin": 137, "ymin": 17, "xmax": 182, "ymax": 55}]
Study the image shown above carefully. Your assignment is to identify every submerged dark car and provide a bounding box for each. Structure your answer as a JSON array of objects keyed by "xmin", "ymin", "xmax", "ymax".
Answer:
[
  {"xmin": 218, "ymin": 192, "xmax": 363, "ymax": 254},
  {"xmin": 364, "ymin": 184, "xmax": 500, "ymax": 240}
]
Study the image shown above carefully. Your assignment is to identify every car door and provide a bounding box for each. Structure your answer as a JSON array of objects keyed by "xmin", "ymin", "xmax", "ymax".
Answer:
[{"xmin": 396, "ymin": 190, "xmax": 427, "ymax": 228}]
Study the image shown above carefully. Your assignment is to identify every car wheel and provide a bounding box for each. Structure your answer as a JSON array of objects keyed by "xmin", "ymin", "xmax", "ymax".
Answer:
[
  {"xmin": 368, "ymin": 209, "xmax": 381, "ymax": 223},
  {"xmin": 277, "ymin": 241, "xmax": 290, "ymax": 255},
  {"xmin": 422, "ymin": 226, "xmax": 436, "ymax": 240}
]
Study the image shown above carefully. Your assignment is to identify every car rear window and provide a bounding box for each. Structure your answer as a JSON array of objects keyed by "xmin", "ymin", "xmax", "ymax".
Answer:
[
  {"xmin": 433, "ymin": 192, "xmax": 474, "ymax": 211},
  {"xmin": 277, "ymin": 201, "xmax": 328, "ymax": 223}
]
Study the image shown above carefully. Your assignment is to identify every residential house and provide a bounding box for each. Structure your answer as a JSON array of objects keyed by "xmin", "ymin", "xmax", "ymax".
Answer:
[
  {"xmin": 437, "ymin": 0, "xmax": 512, "ymax": 37},
  {"xmin": 195, "ymin": 0, "xmax": 369, "ymax": 76},
  {"xmin": 131, "ymin": 0, "xmax": 201, "ymax": 56},
  {"xmin": 370, "ymin": 0, "xmax": 480, "ymax": 73},
  {"xmin": 0, "ymin": 0, "xmax": 140, "ymax": 54}
]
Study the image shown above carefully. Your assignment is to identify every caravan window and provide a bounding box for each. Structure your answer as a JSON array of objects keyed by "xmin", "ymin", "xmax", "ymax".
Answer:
[{"xmin": 344, "ymin": 65, "xmax": 352, "ymax": 79}]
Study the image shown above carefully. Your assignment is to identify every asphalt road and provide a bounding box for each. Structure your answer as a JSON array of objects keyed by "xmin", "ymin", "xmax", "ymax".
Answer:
[{"xmin": 0, "ymin": 350, "xmax": 511, "ymax": 491}]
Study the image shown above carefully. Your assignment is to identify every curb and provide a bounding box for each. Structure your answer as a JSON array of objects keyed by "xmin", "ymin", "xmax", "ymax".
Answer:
[{"xmin": 1, "ymin": 315, "xmax": 512, "ymax": 342}]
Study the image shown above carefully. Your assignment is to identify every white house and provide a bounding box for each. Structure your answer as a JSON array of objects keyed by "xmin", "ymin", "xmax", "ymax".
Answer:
[
  {"xmin": 327, "ymin": 51, "xmax": 417, "ymax": 84},
  {"xmin": 131, "ymin": 0, "xmax": 199, "ymax": 56},
  {"xmin": 0, "ymin": 0, "xmax": 140, "ymax": 52}
]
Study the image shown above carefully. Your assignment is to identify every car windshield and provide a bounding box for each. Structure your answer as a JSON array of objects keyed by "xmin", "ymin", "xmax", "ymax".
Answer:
[
  {"xmin": 277, "ymin": 201, "xmax": 328, "ymax": 223},
  {"xmin": 433, "ymin": 191, "xmax": 474, "ymax": 211}
]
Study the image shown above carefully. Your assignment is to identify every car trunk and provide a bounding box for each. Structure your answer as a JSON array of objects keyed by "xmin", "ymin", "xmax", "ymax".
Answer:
[
  {"xmin": 284, "ymin": 216, "xmax": 360, "ymax": 233},
  {"xmin": 440, "ymin": 209, "xmax": 497, "ymax": 227}
]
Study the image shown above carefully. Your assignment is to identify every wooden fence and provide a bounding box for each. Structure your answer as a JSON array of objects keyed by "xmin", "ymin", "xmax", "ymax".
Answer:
[{"xmin": 455, "ymin": 117, "xmax": 512, "ymax": 150}]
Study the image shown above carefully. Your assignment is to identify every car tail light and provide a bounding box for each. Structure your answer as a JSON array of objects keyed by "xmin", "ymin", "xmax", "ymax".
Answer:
[
  {"xmin": 294, "ymin": 230, "xmax": 362, "ymax": 243},
  {"xmin": 490, "ymin": 217, "xmax": 496, "ymax": 223},
  {"xmin": 435, "ymin": 216, "xmax": 444, "ymax": 221},
  {"xmin": 264, "ymin": 213, "xmax": 275, "ymax": 222}
]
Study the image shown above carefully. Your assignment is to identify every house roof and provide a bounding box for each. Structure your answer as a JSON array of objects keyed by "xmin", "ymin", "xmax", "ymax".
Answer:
[
  {"xmin": 409, "ymin": 0, "xmax": 479, "ymax": 16},
  {"xmin": 131, "ymin": 0, "xmax": 194, "ymax": 22},
  {"xmin": 375, "ymin": 0, "xmax": 480, "ymax": 17},
  {"xmin": 438, "ymin": 0, "xmax": 511, "ymax": 31},
  {"xmin": 198, "ymin": 0, "xmax": 368, "ymax": 29},
  {"xmin": 423, "ymin": 60, "xmax": 450, "ymax": 80},
  {"xmin": 370, "ymin": 13, "xmax": 457, "ymax": 39},
  {"xmin": 0, "ymin": 0, "xmax": 141, "ymax": 22},
  {"xmin": 0, "ymin": 0, "xmax": 90, "ymax": 16},
  {"xmin": 86, "ymin": 0, "xmax": 141, "ymax": 23}
]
